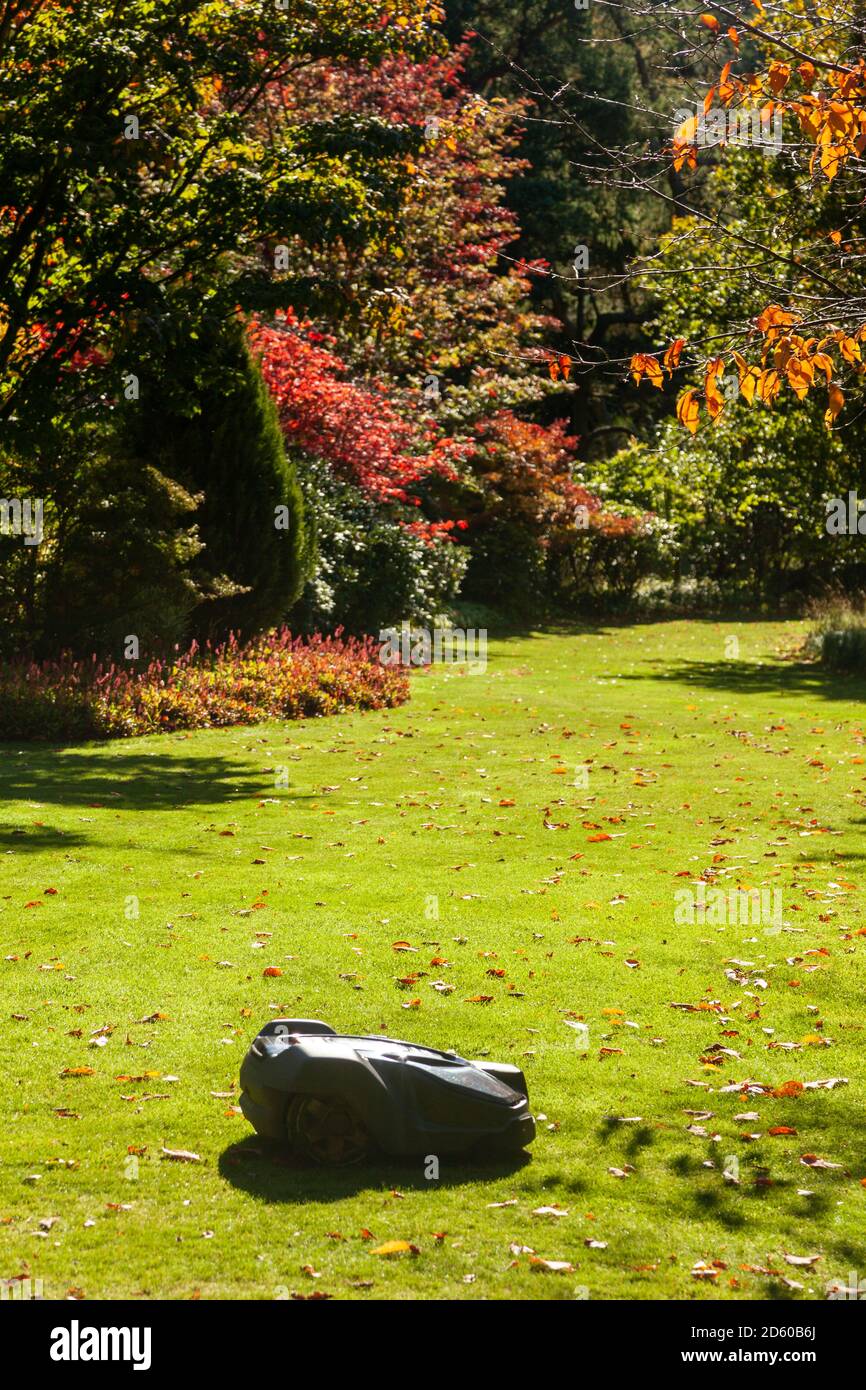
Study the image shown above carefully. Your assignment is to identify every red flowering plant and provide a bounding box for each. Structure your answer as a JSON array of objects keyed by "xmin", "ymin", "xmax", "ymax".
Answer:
[{"xmin": 0, "ymin": 628, "xmax": 408, "ymax": 743}]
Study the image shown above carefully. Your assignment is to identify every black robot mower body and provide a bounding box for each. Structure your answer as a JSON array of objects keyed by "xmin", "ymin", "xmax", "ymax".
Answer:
[{"xmin": 239, "ymin": 1019, "xmax": 535, "ymax": 1165}]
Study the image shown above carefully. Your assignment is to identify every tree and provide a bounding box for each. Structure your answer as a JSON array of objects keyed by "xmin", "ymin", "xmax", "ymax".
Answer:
[
  {"xmin": 254, "ymin": 41, "xmax": 561, "ymax": 429},
  {"xmin": 123, "ymin": 318, "xmax": 311, "ymax": 641},
  {"xmin": 459, "ymin": 409, "xmax": 643, "ymax": 610},
  {"xmin": 0, "ymin": 2, "xmax": 453, "ymax": 654},
  {"xmin": 0, "ymin": 416, "xmax": 205, "ymax": 659},
  {"xmin": 548, "ymin": 2, "xmax": 866, "ymax": 434},
  {"xmin": 0, "ymin": 0, "xmax": 438, "ymax": 426},
  {"xmin": 250, "ymin": 37, "xmax": 619, "ymax": 621},
  {"xmin": 441, "ymin": 0, "xmax": 686, "ymax": 444}
]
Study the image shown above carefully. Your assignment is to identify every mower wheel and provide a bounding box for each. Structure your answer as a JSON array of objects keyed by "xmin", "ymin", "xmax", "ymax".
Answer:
[{"xmin": 286, "ymin": 1093, "xmax": 371, "ymax": 1166}]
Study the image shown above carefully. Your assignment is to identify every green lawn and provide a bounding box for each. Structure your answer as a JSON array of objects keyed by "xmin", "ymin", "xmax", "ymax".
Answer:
[{"xmin": 3, "ymin": 619, "xmax": 866, "ymax": 1301}]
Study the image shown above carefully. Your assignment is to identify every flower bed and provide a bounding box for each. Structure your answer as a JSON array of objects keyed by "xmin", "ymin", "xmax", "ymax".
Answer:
[{"xmin": 0, "ymin": 629, "xmax": 409, "ymax": 742}]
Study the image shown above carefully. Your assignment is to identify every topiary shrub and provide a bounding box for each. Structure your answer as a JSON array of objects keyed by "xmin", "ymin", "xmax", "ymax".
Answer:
[{"xmin": 124, "ymin": 320, "xmax": 311, "ymax": 642}]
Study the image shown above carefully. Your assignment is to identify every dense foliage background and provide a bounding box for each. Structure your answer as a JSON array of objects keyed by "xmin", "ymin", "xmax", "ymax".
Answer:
[{"xmin": 1, "ymin": 1, "xmax": 863, "ymax": 662}]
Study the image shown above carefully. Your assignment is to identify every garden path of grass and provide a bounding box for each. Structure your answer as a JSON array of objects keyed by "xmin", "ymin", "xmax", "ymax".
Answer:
[{"xmin": 2, "ymin": 618, "xmax": 866, "ymax": 1301}]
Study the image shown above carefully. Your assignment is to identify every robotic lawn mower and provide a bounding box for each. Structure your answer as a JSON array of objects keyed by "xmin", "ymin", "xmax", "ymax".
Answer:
[{"xmin": 239, "ymin": 1018, "xmax": 535, "ymax": 1165}]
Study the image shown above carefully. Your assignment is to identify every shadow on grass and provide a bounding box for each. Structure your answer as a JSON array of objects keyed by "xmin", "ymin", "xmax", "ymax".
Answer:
[
  {"xmin": 0, "ymin": 749, "xmax": 314, "ymax": 816},
  {"xmin": 621, "ymin": 655, "xmax": 866, "ymax": 705},
  {"xmin": 664, "ymin": 1092, "xmax": 866, "ymax": 1272},
  {"xmin": 218, "ymin": 1135, "xmax": 531, "ymax": 1204},
  {"xmin": 0, "ymin": 822, "xmax": 90, "ymax": 853},
  {"xmin": 597, "ymin": 1118, "xmax": 656, "ymax": 1157}
]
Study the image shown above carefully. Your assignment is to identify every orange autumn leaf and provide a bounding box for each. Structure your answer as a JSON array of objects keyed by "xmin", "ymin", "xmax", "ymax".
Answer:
[
  {"xmin": 700, "ymin": 13, "xmax": 720, "ymax": 33},
  {"xmin": 797, "ymin": 61, "xmax": 816, "ymax": 88},
  {"xmin": 704, "ymin": 357, "xmax": 726, "ymax": 420},
  {"xmin": 731, "ymin": 351, "xmax": 759, "ymax": 404},
  {"xmin": 785, "ymin": 355, "xmax": 814, "ymax": 400},
  {"xmin": 587, "ymin": 832, "xmax": 613, "ymax": 842},
  {"xmin": 673, "ymin": 111, "xmax": 699, "ymax": 146},
  {"xmin": 756, "ymin": 368, "xmax": 781, "ymax": 404},
  {"xmin": 767, "ymin": 62, "xmax": 791, "ymax": 95},
  {"xmin": 663, "ymin": 338, "xmax": 686, "ymax": 373},
  {"xmin": 262, "ymin": 966, "xmax": 283, "ymax": 977},
  {"xmin": 812, "ymin": 352, "xmax": 834, "ymax": 384},
  {"xmin": 630, "ymin": 352, "xmax": 664, "ymax": 388},
  {"xmin": 835, "ymin": 332, "xmax": 861, "ymax": 366},
  {"xmin": 677, "ymin": 388, "xmax": 700, "ymax": 434},
  {"xmin": 755, "ymin": 304, "xmax": 797, "ymax": 335},
  {"xmin": 673, "ymin": 141, "xmax": 698, "ymax": 173},
  {"xmin": 825, "ymin": 383, "xmax": 844, "ymax": 427},
  {"xmin": 772, "ymin": 1080, "xmax": 804, "ymax": 1099}
]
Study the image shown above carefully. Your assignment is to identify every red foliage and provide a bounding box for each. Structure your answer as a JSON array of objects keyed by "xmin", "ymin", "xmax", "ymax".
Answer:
[
  {"xmin": 467, "ymin": 410, "xmax": 600, "ymax": 542},
  {"xmin": 0, "ymin": 629, "xmax": 408, "ymax": 742},
  {"xmin": 250, "ymin": 311, "xmax": 468, "ymax": 507},
  {"xmin": 264, "ymin": 44, "xmax": 557, "ymax": 395}
]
